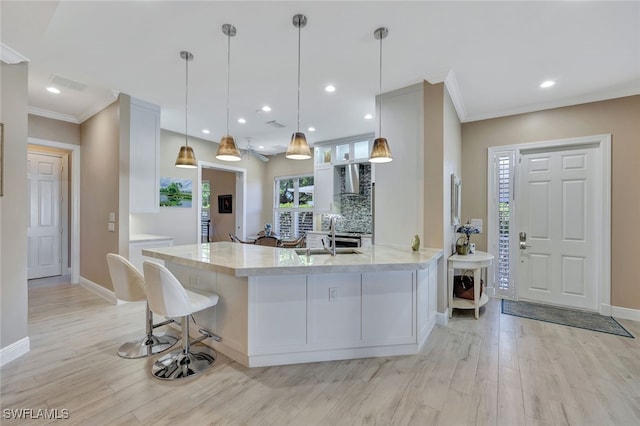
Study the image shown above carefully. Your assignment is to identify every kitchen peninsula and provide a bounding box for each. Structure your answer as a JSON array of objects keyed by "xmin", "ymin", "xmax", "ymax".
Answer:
[{"xmin": 143, "ymin": 242, "xmax": 443, "ymax": 367}]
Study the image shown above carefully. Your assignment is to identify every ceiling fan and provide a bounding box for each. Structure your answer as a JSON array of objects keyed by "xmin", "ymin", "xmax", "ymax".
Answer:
[{"xmin": 241, "ymin": 139, "xmax": 270, "ymax": 162}]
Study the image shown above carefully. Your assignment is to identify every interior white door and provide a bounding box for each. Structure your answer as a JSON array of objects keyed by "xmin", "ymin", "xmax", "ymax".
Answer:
[
  {"xmin": 27, "ymin": 152, "xmax": 62, "ymax": 279},
  {"xmin": 517, "ymin": 146, "xmax": 597, "ymax": 310}
]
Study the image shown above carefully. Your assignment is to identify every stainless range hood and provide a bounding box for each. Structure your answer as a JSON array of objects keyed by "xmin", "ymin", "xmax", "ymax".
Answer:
[{"xmin": 344, "ymin": 163, "xmax": 360, "ymax": 194}]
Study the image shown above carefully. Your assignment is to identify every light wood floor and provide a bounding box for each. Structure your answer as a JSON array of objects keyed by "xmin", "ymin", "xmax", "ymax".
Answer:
[{"xmin": 2, "ymin": 282, "xmax": 640, "ymax": 426}]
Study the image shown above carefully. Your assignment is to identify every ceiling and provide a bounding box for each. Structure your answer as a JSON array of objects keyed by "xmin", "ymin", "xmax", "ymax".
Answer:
[{"xmin": 2, "ymin": 1, "xmax": 639, "ymax": 155}]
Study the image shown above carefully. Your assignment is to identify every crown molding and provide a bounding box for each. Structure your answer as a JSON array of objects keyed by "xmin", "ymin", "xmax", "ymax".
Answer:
[
  {"xmin": 443, "ymin": 70, "xmax": 467, "ymax": 122},
  {"xmin": 28, "ymin": 90, "xmax": 120, "ymax": 125},
  {"xmin": 76, "ymin": 90, "xmax": 119, "ymax": 123},
  {"xmin": 28, "ymin": 107, "xmax": 79, "ymax": 124},
  {"xmin": 463, "ymin": 87, "xmax": 640, "ymax": 123},
  {"xmin": 0, "ymin": 43, "xmax": 29, "ymax": 64}
]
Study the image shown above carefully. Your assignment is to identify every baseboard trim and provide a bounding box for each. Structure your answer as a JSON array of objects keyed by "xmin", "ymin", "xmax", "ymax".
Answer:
[
  {"xmin": 79, "ymin": 276, "xmax": 117, "ymax": 304},
  {"xmin": 436, "ymin": 310, "xmax": 449, "ymax": 326},
  {"xmin": 0, "ymin": 337, "xmax": 30, "ymax": 367},
  {"xmin": 612, "ymin": 305, "xmax": 640, "ymax": 322}
]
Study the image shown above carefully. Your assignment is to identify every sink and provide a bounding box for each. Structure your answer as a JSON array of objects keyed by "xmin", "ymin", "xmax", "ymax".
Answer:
[{"xmin": 293, "ymin": 248, "xmax": 362, "ymax": 256}]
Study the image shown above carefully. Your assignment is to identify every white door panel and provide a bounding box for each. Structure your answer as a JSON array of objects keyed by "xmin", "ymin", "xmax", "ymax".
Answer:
[
  {"xmin": 28, "ymin": 153, "xmax": 62, "ymax": 279},
  {"xmin": 517, "ymin": 147, "xmax": 596, "ymax": 310}
]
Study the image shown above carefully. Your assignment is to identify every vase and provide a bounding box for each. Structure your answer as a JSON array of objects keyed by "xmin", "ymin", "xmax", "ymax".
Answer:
[{"xmin": 456, "ymin": 236, "xmax": 469, "ymax": 255}]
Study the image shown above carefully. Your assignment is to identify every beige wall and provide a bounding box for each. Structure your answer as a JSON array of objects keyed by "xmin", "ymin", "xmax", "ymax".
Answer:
[
  {"xmin": 0, "ymin": 62, "xmax": 30, "ymax": 350},
  {"xmin": 423, "ymin": 82, "xmax": 444, "ymax": 249},
  {"xmin": 28, "ymin": 114, "xmax": 80, "ymax": 145},
  {"xmin": 461, "ymin": 95, "xmax": 640, "ymax": 309},
  {"xmin": 203, "ymin": 168, "xmax": 236, "ymax": 242},
  {"xmin": 79, "ymin": 100, "xmax": 120, "ymax": 291},
  {"xmin": 422, "ymin": 81, "xmax": 464, "ymax": 313}
]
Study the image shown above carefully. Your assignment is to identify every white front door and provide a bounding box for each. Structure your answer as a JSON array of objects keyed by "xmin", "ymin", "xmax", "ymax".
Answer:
[
  {"xmin": 27, "ymin": 152, "xmax": 62, "ymax": 279},
  {"xmin": 517, "ymin": 146, "xmax": 598, "ymax": 310}
]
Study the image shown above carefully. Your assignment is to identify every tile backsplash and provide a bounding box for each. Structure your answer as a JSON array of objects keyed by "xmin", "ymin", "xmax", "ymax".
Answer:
[{"xmin": 321, "ymin": 163, "xmax": 372, "ymax": 234}]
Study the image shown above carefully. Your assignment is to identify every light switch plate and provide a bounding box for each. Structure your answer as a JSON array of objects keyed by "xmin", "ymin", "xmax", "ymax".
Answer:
[
  {"xmin": 470, "ymin": 218, "xmax": 483, "ymax": 233},
  {"xmin": 109, "ymin": 212, "xmax": 116, "ymax": 222},
  {"xmin": 108, "ymin": 222, "xmax": 115, "ymax": 232}
]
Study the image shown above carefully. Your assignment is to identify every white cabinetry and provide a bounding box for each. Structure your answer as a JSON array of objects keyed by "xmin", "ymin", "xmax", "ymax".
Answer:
[
  {"xmin": 313, "ymin": 164, "xmax": 339, "ymax": 214},
  {"xmin": 129, "ymin": 235, "xmax": 173, "ymax": 272},
  {"xmin": 243, "ymin": 264, "xmax": 438, "ymax": 366},
  {"xmin": 129, "ymin": 97, "xmax": 161, "ymax": 213},
  {"xmin": 334, "ymin": 139, "xmax": 371, "ymax": 165}
]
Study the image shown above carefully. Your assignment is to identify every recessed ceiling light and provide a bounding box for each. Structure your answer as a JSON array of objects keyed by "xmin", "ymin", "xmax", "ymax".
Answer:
[
  {"xmin": 325, "ymin": 84, "xmax": 336, "ymax": 93},
  {"xmin": 308, "ymin": 127, "xmax": 316, "ymax": 132},
  {"xmin": 262, "ymin": 105, "xmax": 271, "ymax": 112},
  {"xmin": 46, "ymin": 87, "xmax": 60, "ymax": 94},
  {"xmin": 364, "ymin": 114, "xmax": 373, "ymax": 120},
  {"xmin": 540, "ymin": 80, "xmax": 555, "ymax": 88},
  {"xmin": 202, "ymin": 129, "xmax": 210, "ymax": 134},
  {"xmin": 258, "ymin": 145, "xmax": 265, "ymax": 149},
  {"xmin": 237, "ymin": 118, "xmax": 246, "ymax": 124}
]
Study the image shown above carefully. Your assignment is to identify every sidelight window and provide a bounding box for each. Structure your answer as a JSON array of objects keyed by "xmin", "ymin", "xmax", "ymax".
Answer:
[{"xmin": 488, "ymin": 150, "xmax": 516, "ymax": 298}]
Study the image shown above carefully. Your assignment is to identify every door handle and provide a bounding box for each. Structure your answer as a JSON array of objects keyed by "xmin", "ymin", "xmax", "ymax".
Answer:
[{"xmin": 519, "ymin": 232, "xmax": 531, "ymax": 250}]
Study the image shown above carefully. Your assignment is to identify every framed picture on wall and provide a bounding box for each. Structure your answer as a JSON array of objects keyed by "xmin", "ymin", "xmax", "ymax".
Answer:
[{"xmin": 218, "ymin": 194, "xmax": 232, "ymax": 214}]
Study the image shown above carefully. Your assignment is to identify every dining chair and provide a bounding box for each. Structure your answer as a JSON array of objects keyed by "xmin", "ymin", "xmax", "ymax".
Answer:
[
  {"xmin": 280, "ymin": 233, "xmax": 306, "ymax": 248},
  {"xmin": 229, "ymin": 233, "xmax": 255, "ymax": 244},
  {"xmin": 254, "ymin": 235, "xmax": 281, "ymax": 247}
]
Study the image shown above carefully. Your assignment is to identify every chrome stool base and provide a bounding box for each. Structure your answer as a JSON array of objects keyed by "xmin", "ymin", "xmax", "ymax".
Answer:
[
  {"xmin": 117, "ymin": 331, "xmax": 178, "ymax": 359},
  {"xmin": 152, "ymin": 344, "xmax": 216, "ymax": 380}
]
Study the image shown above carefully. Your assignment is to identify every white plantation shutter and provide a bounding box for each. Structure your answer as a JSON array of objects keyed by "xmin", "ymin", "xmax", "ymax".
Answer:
[{"xmin": 489, "ymin": 150, "xmax": 516, "ymax": 298}]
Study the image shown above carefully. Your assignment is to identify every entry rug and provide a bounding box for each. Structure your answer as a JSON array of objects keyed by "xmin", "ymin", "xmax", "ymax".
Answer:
[{"xmin": 501, "ymin": 299, "xmax": 634, "ymax": 338}]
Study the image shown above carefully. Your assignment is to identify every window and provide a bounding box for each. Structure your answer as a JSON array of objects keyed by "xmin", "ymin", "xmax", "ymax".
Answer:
[
  {"xmin": 489, "ymin": 150, "xmax": 516, "ymax": 298},
  {"xmin": 201, "ymin": 180, "xmax": 211, "ymax": 219},
  {"xmin": 274, "ymin": 175, "xmax": 314, "ymax": 238}
]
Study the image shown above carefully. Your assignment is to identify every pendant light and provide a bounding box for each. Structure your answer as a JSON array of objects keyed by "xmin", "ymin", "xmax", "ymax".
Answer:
[
  {"xmin": 286, "ymin": 14, "xmax": 311, "ymax": 160},
  {"xmin": 216, "ymin": 24, "xmax": 242, "ymax": 161},
  {"xmin": 369, "ymin": 27, "xmax": 393, "ymax": 163},
  {"xmin": 175, "ymin": 51, "xmax": 197, "ymax": 168}
]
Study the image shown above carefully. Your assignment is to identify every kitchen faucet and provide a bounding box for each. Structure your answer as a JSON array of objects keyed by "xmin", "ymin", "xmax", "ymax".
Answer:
[{"xmin": 321, "ymin": 215, "xmax": 337, "ymax": 256}]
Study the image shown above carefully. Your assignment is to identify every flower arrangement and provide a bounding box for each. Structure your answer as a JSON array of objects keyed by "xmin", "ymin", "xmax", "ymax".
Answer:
[{"xmin": 456, "ymin": 222, "xmax": 480, "ymax": 254}]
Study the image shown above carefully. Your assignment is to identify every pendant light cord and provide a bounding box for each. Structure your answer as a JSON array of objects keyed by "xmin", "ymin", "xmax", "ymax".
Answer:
[
  {"xmin": 378, "ymin": 33, "xmax": 383, "ymax": 137},
  {"xmin": 226, "ymin": 31, "xmax": 231, "ymax": 136},
  {"xmin": 185, "ymin": 54, "xmax": 189, "ymax": 147},
  {"xmin": 297, "ymin": 17, "xmax": 301, "ymax": 133}
]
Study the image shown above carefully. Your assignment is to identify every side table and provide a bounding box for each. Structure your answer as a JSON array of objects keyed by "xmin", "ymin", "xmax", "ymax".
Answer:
[{"xmin": 448, "ymin": 251, "xmax": 494, "ymax": 319}]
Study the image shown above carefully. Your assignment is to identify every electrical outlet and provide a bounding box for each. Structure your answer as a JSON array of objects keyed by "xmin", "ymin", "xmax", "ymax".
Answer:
[
  {"xmin": 470, "ymin": 218, "xmax": 483, "ymax": 233},
  {"xmin": 329, "ymin": 287, "xmax": 337, "ymax": 302},
  {"xmin": 108, "ymin": 222, "xmax": 115, "ymax": 232}
]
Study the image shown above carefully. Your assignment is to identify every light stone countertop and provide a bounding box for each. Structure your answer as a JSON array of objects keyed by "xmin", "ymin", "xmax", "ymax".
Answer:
[
  {"xmin": 130, "ymin": 234, "xmax": 174, "ymax": 243},
  {"xmin": 142, "ymin": 241, "xmax": 443, "ymax": 277}
]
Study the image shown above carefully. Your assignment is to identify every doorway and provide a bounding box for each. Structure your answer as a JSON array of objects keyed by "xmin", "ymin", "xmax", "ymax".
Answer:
[
  {"xmin": 487, "ymin": 134, "xmax": 611, "ymax": 314},
  {"xmin": 27, "ymin": 151, "xmax": 64, "ymax": 279},
  {"xmin": 198, "ymin": 161, "xmax": 247, "ymax": 243},
  {"xmin": 28, "ymin": 138, "xmax": 81, "ymax": 284}
]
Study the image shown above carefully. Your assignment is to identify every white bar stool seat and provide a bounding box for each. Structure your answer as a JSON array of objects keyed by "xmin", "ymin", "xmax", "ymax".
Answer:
[
  {"xmin": 143, "ymin": 260, "xmax": 220, "ymax": 380},
  {"xmin": 106, "ymin": 254, "xmax": 178, "ymax": 358}
]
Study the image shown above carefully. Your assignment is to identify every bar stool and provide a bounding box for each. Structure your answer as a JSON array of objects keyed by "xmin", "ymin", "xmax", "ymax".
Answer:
[
  {"xmin": 106, "ymin": 254, "xmax": 178, "ymax": 358},
  {"xmin": 143, "ymin": 260, "xmax": 221, "ymax": 380}
]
